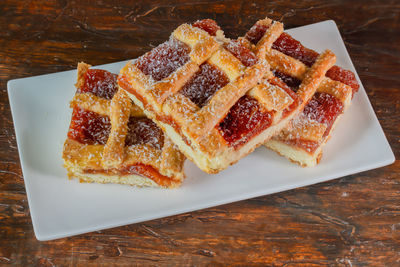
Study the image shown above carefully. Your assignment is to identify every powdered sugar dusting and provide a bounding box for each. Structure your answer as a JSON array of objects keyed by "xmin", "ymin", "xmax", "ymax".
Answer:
[
  {"xmin": 224, "ymin": 39, "xmax": 258, "ymax": 67},
  {"xmin": 180, "ymin": 63, "xmax": 229, "ymax": 107},
  {"xmin": 136, "ymin": 38, "xmax": 190, "ymax": 81},
  {"xmin": 303, "ymin": 92, "xmax": 343, "ymax": 128},
  {"xmin": 279, "ymin": 92, "xmax": 344, "ymax": 151},
  {"xmin": 125, "ymin": 117, "xmax": 164, "ymax": 149},
  {"xmin": 68, "ymin": 107, "xmax": 111, "ymax": 145},
  {"xmin": 77, "ymin": 69, "xmax": 118, "ymax": 100}
]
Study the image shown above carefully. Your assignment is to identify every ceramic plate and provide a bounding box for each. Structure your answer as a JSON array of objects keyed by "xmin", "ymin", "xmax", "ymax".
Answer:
[{"xmin": 8, "ymin": 20, "xmax": 394, "ymax": 241}]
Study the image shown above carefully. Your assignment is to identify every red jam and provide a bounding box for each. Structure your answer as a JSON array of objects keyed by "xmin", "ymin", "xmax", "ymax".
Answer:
[
  {"xmin": 120, "ymin": 164, "xmax": 174, "ymax": 187},
  {"xmin": 272, "ymin": 33, "xmax": 359, "ymax": 93},
  {"xmin": 219, "ymin": 95, "xmax": 273, "ymax": 147},
  {"xmin": 224, "ymin": 40, "xmax": 258, "ymax": 67},
  {"xmin": 192, "ymin": 19, "xmax": 221, "ymax": 36},
  {"xmin": 245, "ymin": 22, "xmax": 359, "ymax": 97},
  {"xmin": 272, "ymin": 32, "xmax": 319, "ymax": 67},
  {"xmin": 77, "ymin": 69, "xmax": 118, "ymax": 100},
  {"xmin": 303, "ymin": 92, "xmax": 344, "ymax": 137},
  {"xmin": 272, "ymin": 70, "xmax": 302, "ymax": 91},
  {"xmin": 326, "ymin": 66, "xmax": 359, "ymax": 95},
  {"xmin": 68, "ymin": 107, "xmax": 111, "ymax": 145},
  {"xmin": 180, "ymin": 62, "xmax": 230, "ymax": 107},
  {"xmin": 125, "ymin": 117, "xmax": 164, "ymax": 149},
  {"xmin": 245, "ymin": 23, "xmax": 270, "ymax": 44},
  {"xmin": 86, "ymin": 164, "xmax": 174, "ymax": 187},
  {"xmin": 135, "ymin": 38, "xmax": 190, "ymax": 81}
]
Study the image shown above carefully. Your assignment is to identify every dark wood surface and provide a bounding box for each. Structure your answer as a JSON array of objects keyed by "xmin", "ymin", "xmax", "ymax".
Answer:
[{"xmin": 1, "ymin": 0, "xmax": 399, "ymax": 265}]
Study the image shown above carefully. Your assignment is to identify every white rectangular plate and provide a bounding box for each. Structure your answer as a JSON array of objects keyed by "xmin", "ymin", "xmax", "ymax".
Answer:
[{"xmin": 8, "ymin": 20, "xmax": 394, "ymax": 241}]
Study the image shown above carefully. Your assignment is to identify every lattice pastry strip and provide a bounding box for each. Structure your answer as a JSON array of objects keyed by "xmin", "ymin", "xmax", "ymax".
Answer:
[
  {"xmin": 244, "ymin": 17, "xmax": 359, "ymax": 166},
  {"xmin": 119, "ymin": 19, "xmax": 334, "ymax": 173},
  {"xmin": 63, "ymin": 62, "xmax": 185, "ymax": 188}
]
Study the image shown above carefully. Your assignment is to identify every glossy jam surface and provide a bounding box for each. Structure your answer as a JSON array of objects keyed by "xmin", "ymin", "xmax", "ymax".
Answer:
[
  {"xmin": 326, "ymin": 66, "xmax": 359, "ymax": 94},
  {"xmin": 245, "ymin": 23, "xmax": 269, "ymax": 44},
  {"xmin": 125, "ymin": 117, "xmax": 164, "ymax": 149},
  {"xmin": 192, "ymin": 19, "xmax": 221, "ymax": 36},
  {"xmin": 85, "ymin": 164, "xmax": 173, "ymax": 187},
  {"xmin": 68, "ymin": 107, "xmax": 111, "ymax": 145},
  {"xmin": 78, "ymin": 69, "xmax": 118, "ymax": 100},
  {"xmin": 224, "ymin": 40, "xmax": 258, "ymax": 67},
  {"xmin": 272, "ymin": 33, "xmax": 359, "ymax": 93},
  {"xmin": 136, "ymin": 38, "xmax": 190, "ymax": 81},
  {"xmin": 272, "ymin": 32, "xmax": 319, "ymax": 67},
  {"xmin": 272, "ymin": 70, "xmax": 302, "ymax": 91},
  {"xmin": 180, "ymin": 62, "xmax": 229, "ymax": 107},
  {"xmin": 219, "ymin": 95, "xmax": 273, "ymax": 147},
  {"xmin": 244, "ymin": 22, "xmax": 359, "ymax": 93},
  {"xmin": 303, "ymin": 92, "xmax": 343, "ymax": 136}
]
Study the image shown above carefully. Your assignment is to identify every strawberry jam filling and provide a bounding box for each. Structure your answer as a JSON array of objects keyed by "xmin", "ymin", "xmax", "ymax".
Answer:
[
  {"xmin": 193, "ymin": 19, "xmax": 221, "ymax": 36},
  {"xmin": 326, "ymin": 66, "xmax": 359, "ymax": 95},
  {"xmin": 224, "ymin": 40, "xmax": 258, "ymax": 67},
  {"xmin": 303, "ymin": 92, "xmax": 343, "ymax": 137},
  {"xmin": 272, "ymin": 32, "xmax": 359, "ymax": 94},
  {"xmin": 180, "ymin": 62, "xmax": 230, "ymax": 107},
  {"xmin": 68, "ymin": 107, "xmax": 111, "ymax": 145},
  {"xmin": 135, "ymin": 38, "xmax": 190, "ymax": 81},
  {"xmin": 78, "ymin": 69, "xmax": 118, "ymax": 100},
  {"xmin": 119, "ymin": 164, "xmax": 174, "ymax": 187},
  {"xmin": 85, "ymin": 164, "xmax": 174, "ymax": 187},
  {"xmin": 279, "ymin": 93, "xmax": 343, "ymax": 153},
  {"xmin": 272, "ymin": 70, "xmax": 302, "ymax": 92},
  {"xmin": 272, "ymin": 32, "xmax": 319, "ymax": 67},
  {"xmin": 245, "ymin": 23, "xmax": 359, "ymax": 94},
  {"xmin": 219, "ymin": 95, "xmax": 273, "ymax": 148},
  {"xmin": 68, "ymin": 107, "xmax": 164, "ymax": 148},
  {"xmin": 125, "ymin": 117, "xmax": 164, "ymax": 149},
  {"xmin": 245, "ymin": 23, "xmax": 270, "ymax": 45}
]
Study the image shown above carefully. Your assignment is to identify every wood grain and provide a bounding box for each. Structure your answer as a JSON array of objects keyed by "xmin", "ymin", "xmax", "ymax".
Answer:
[{"xmin": 0, "ymin": 0, "xmax": 399, "ymax": 265}]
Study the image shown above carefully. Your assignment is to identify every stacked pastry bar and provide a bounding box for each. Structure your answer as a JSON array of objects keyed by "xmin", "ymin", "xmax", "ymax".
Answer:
[
  {"xmin": 63, "ymin": 63, "xmax": 185, "ymax": 188},
  {"xmin": 118, "ymin": 19, "xmax": 335, "ymax": 173},
  {"xmin": 243, "ymin": 17, "xmax": 359, "ymax": 166}
]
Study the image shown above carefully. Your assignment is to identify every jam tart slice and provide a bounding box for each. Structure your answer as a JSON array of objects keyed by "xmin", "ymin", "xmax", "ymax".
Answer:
[
  {"xmin": 63, "ymin": 62, "xmax": 185, "ymax": 188},
  {"xmin": 118, "ymin": 19, "xmax": 335, "ymax": 173},
  {"xmin": 244, "ymin": 17, "xmax": 359, "ymax": 166}
]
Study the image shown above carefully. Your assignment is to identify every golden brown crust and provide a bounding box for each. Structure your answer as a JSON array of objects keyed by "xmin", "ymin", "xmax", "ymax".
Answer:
[
  {"xmin": 186, "ymin": 60, "xmax": 269, "ymax": 139},
  {"xmin": 297, "ymin": 50, "xmax": 336, "ymax": 105},
  {"xmin": 102, "ymin": 89, "xmax": 132, "ymax": 167},
  {"xmin": 75, "ymin": 62, "xmax": 90, "ymax": 89},
  {"xmin": 251, "ymin": 17, "xmax": 355, "ymax": 167},
  {"xmin": 247, "ymin": 80, "xmax": 294, "ymax": 112},
  {"xmin": 255, "ymin": 21, "xmax": 284, "ymax": 59},
  {"xmin": 63, "ymin": 63, "xmax": 185, "ymax": 187},
  {"xmin": 118, "ymin": 19, "xmax": 333, "ymax": 173}
]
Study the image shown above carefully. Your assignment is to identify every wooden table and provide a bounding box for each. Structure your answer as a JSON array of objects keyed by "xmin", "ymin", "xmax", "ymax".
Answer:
[{"xmin": 1, "ymin": 0, "xmax": 399, "ymax": 265}]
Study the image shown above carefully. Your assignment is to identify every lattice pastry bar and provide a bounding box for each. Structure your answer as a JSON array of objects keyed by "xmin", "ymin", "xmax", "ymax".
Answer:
[
  {"xmin": 63, "ymin": 63, "xmax": 185, "ymax": 188},
  {"xmin": 243, "ymin": 17, "xmax": 359, "ymax": 166},
  {"xmin": 118, "ymin": 19, "xmax": 335, "ymax": 173}
]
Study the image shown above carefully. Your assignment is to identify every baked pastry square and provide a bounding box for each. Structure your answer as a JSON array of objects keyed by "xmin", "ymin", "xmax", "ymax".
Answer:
[
  {"xmin": 63, "ymin": 63, "xmax": 185, "ymax": 188},
  {"xmin": 243, "ymin": 17, "xmax": 359, "ymax": 166},
  {"xmin": 119, "ymin": 19, "xmax": 336, "ymax": 173}
]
